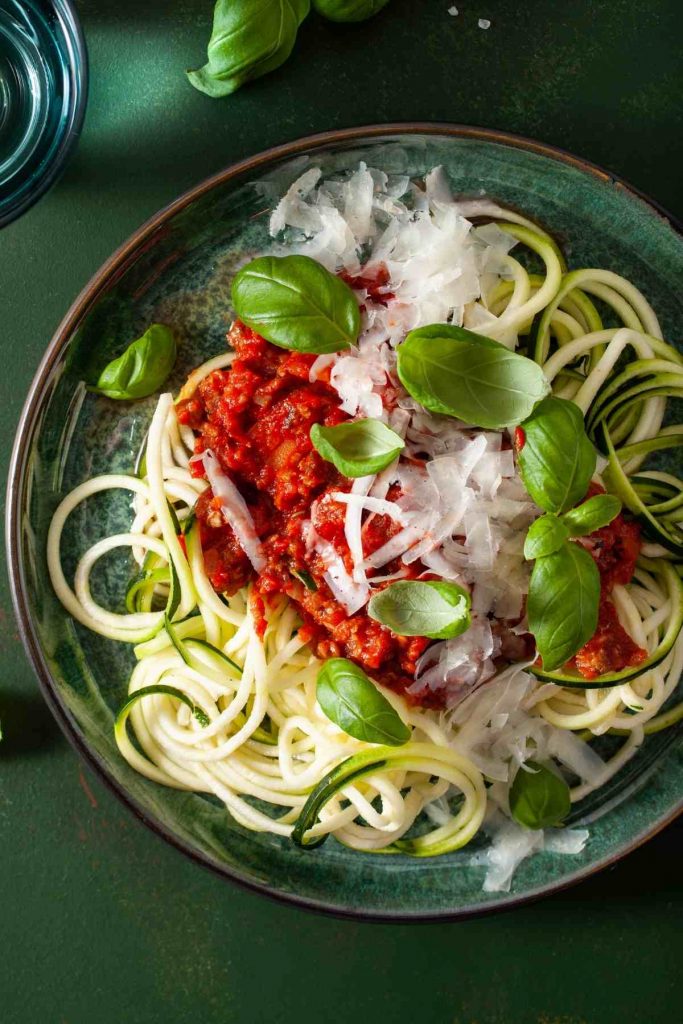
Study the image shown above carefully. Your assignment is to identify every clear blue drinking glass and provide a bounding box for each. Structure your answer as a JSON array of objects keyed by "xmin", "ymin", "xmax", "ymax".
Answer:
[{"xmin": 0, "ymin": 0, "xmax": 87, "ymax": 228}]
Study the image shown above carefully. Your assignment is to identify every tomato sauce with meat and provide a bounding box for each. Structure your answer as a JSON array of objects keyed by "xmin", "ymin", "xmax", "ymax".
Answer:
[
  {"xmin": 572, "ymin": 484, "xmax": 647, "ymax": 678},
  {"xmin": 177, "ymin": 322, "xmax": 431, "ymax": 701}
]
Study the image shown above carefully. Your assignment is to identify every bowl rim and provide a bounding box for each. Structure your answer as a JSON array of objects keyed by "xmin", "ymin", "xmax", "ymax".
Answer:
[
  {"xmin": 0, "ymin": 0, "xmax": 89, "ymax": 229},
  {"xmin": 7, "ymin": 122, "xmax": 683, "ymax": 922}
]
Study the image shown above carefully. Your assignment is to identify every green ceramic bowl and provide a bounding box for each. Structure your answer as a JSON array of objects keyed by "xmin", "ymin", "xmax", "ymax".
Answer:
[{"xmin": 8, "ymin": 125, "xmax": 683, "ymax": 920}]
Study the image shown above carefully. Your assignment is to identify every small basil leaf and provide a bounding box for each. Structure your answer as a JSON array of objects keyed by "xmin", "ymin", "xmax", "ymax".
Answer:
[
  {"xmin": 396, "ymin": 324, "xmax": 549, "ymax": 429},
  {"xmin": 292, "ymin": 567, "xmax": 317, "ymax": 591},
  {"xmin": 313, "ymin": 0, "xmax": 390, "ymax": 21},
  {"xmin": 187, "ymin": 0, "xmax": 310, "ymax": 98},
  {"xmin": 517, "ymin": 397, "xmax": 597, "ymax": 514},
  {"xmin": 523, "ymin": 514, "xmax": 569, "ymax": 560},
  {"xmin": 561, "ymin": 493, "xmax": 622, "ymax": 537},
  {"xmin": 310, "ymin": 419, "xmax": 404, "ymax": 477},
  {"xmin": 317, "ymin": 658, "xmax": 411, "ymax": 746},
  {"xmin": 509, "ymin": 761, "xmax": 571, "ymax": 830},
  {"xmin": 232, "ymin": 254, "xmax": 360, "ymax": 353},
  {"xmin": 94, "ymin": 324, "xmax": 177, "ymax": 400},
  {"xmin": 368, "ymin": 580, "xmax": 471, "ymax": 640},
  {"xmin": 527, "ymin": 541, "xmax": 600, "ymax": 671}
]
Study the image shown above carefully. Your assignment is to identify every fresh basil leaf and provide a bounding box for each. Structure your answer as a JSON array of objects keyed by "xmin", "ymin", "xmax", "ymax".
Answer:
[
  {"xmin": 310, "ymin": 419, "xmax": 404, "ymax": 477},
  {"xmin": 524, "ymin": 514, "xmax": 569, "ymax": 560},
  {"xmin": 396, "ymin": 324, "xmax": 549, "ymax": 429},
  {"xmin": 316, "ymin": 658, "xmax": 411, "ymax": 746},
  {"xmin": 509, "ymin": 761, "xmax": 571, "ymax": 830},
  {"xmin": 368, "ymin": 580, "xmax": 471, "ymax": 640},
  {"xmin": 94, "ymin": 324, "xmax": 177, "ymax": 400},
  {"xmin": 292, "ymin": 567, "xmax": 317, "ymax": 591},
  {"xmin": 187, "ymin": 0, "xmax": 310, "ymax": 98},
  {"xmin": 562, "ymin": 493, "xmax": 622, "ymax": 537},
  {"xmin": 527, "ymin": 541, "xmax": 600, "ymax": 671},
  {"xmin": 517, "ymin": 397, "xmax": 597, "ymax": 514},
  {"xmin": 232, "ymin": 254, "xmax": 360, "ymax": 353},
  {"xmin": 313, "ymin": 0, "xmax": 390, "ymax": 21}
]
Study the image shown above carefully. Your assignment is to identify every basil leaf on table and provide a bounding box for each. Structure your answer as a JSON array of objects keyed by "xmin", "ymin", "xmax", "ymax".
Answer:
[
  {"xmin": 313, "ymin": 0, "xmax": 390, "ymax": 21},
  {"xmin": 232, "ymin": 254, "xmax": 361, "ymax": 353},
  {"xmin": 316, "ymin": 658, "xmax": 411, "ymax": 746},
  {"xmin": 368, "ymin": 580, "xmax": 471, "ymax": 640},
  {"xmin": 562, "ymin": 493, "xmax": 622, "ymax": 536},
  {"xmin": 509, "ymin": 761, "xmax": 571, "ymax": 830},
  {"xmin": 527, "ymin": 541, "xmax": 600, "ymax": 671},
  {"xmin": 93, "ymin": 324, "xmax": 177, "ymax": 400},
  {"xmin": 187, "ymin": 0, "xmax": 310, "ymax": 98},
  {"xmin": 517, "ymin": 397, "xmax": 597, "ymax": 514},
  {"xmin": 396, "ymin": 324, "xmax": 549, "ymax": 429},
  {"xmin": 310, "ymin": 419, "xmax": 404, "ymax": 477},
  {"xmin": 523, "ymin": 514, "xmax": 569, "ymax": 560}
]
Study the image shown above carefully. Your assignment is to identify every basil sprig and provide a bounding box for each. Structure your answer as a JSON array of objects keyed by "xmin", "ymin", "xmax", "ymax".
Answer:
[
  {"xmin": 316, "ymin": 658, "xmax": 411, "ymax": 746},
  {"xmin": 517, "ymin": 397, "xmax": 597, "ymax": 514},
  {"xmin": 527, "ymin": 541, "xmax": 600, "ymax": 671},
  {"xmin": 368, "ymin": 580, "xmax": 471, "ymax": 640},
  {"xmin": 313, "ymin": 0, "xmax": 390, "ymax": 21},
  {"xmin": 509, "ymin": 761, "xmax": 571, "ymax": 830},
  {"xmin": 523, "ymin": 514, "xmax": 569, "ymax": 560},
  {"xmin": 187, "ymin": 0, "xmax": 310, "ymax": 98},
  {"xmin": 93, "ymin": 324, "xmax": 177, "ymax": 401},
  {"xmin": 562, "ymin": 493, "xmax": 621, "ymax": 536},
  {"xmin": 232, "ymin": 254, "xmax": 360, "ymax": 353},
  {"xmin": 396, "ymin": 324, "xmax": 549, "ymax": 429},
  {"xmin": 524, "ymin": 494, "xmax": 622, "ymax": 560},
  {"xmin": 310, "ymin": 418, "xmax": 404, "ymax": 477}
]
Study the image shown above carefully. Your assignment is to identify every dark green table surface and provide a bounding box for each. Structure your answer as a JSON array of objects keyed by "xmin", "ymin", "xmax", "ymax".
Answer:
[{"xmin": 2, "ymin": 2, "xmax": 682, "ymax": 1021}]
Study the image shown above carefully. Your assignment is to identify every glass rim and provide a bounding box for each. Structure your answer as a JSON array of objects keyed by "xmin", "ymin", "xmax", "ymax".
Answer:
[{"xmin": 0, "ymin": 0, "xmax": 89, "ymax": 230}]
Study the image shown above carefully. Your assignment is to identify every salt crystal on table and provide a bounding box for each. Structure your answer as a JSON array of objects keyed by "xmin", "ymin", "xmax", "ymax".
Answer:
[
  {"xmin": 478, "ymin": 18, "xmax": 491, "ymax": 29},
  {"xmin": 448, "ymin": 5, "xmax": 459, "ymax": 13}
]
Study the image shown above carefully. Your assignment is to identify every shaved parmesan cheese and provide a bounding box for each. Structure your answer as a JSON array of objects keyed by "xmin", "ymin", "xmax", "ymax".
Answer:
[
  {"xmin": 200, "ymin": 450, "xmax": 265, "ymax": 572},
  {"xmin": 304, "ymin": 521, "xmax": 369, "ymax": 615}
]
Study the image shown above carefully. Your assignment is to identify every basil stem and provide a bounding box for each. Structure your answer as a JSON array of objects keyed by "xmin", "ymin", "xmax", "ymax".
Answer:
[
  {"xmin": 232, "ymin": 254, "xmax": 360, "ymax": 353},
  {"xmin": 367, "ymin": 580, "xmax": 471, "ymax": 640},
  {"xmin": 396, "ymin": 324, "xmax": 549, "ymax": 429},
  {"xmin": 561, "ymin": 493, "xmax": 622, "ymax": 536},
  {"xmin": 523, "ymin": 514, "xmax": 569, "ymax": 560},
  {"xmin": 517, "ymin": 397, "xmax": 597, "ymax": 514},
  {"xmin": 187, "ymin": 0, "xmax": 310, "ymax": 98},
  {"xmin": 509, "ymin": 761, "xmax": 571, "ymax": 830},
  {"xmin": 527, "ymin": 540, "xmax": 600, "ymax": 671},
  {"xmin": 310, "ymin": 418, "xmax": 404, "ymax": 477},
  {"xmin": 313, "ymin": 0, "xmax": 390, "ymax": 21},
  {"xmin": 93, "ymin": 324, "xmax": 177, "ymax": 401},
  {"xmin": 316, "ymin": 658, "xmax": 411, "ymax": 746}
]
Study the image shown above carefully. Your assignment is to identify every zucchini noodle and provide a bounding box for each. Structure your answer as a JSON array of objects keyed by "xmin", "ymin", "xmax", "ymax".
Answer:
[{"xmin": 47, "ymin": 184, "xmax": 683, "ymax": 878}]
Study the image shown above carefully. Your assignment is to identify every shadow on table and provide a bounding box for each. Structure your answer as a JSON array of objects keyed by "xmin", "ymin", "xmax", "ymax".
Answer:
[{"xmin": 0, "ymin": 689, "xmax": 62, "ymax": 761}]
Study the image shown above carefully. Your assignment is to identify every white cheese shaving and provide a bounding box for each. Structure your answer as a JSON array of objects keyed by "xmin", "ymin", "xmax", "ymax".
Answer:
[{"xmin": 200, "ymin": 450, "xmax": 265, "ymax": 572}]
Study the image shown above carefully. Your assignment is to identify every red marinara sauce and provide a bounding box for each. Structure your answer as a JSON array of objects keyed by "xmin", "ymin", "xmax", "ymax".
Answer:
[
  {"xmin": 571, "ymin": 484, "xmax": 647, "ymax": 678},
  {"xmin": 176, "ymin": 322, "xmax": 430, "ymax": 699}
]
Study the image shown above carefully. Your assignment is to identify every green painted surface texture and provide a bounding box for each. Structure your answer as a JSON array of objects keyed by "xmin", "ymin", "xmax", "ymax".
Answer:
[{"xmin": 1, "ymin": 1, "xmax": 682, "ymax": 1021}]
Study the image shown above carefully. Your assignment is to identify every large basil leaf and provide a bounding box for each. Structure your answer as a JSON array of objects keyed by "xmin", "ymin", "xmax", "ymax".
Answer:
[
  {"xmin": 187, "ymin": 0, "xmax": 310, "ymax": 98},
  {"xmin": 524, "ymin": 514, "xmax": 569, "ymax": 560},
  {"xmin": 232, "ymin": 254, "xmax": 360, "ymax": 353},
  {"xmin": 527, "ymin": 541, "xmax": 600, "ymax": 671},
  {"xmin": 313, "ymin": 0, "xmax": 390, "ymax": 21},
  {"xmin": 517, "ymin": 397, "xmax": 597, "ymax": 514},
  {"xmin": 509, "ymin": 761, "xmax": 571, "ymax": 830},
  {"xmin": 316, "ymin": 658, "xmax": 411, "ymax": 746},
  {"xmin": 396, "ymin": 324, "xmax": 549, "ymax": 429},
  {"xmin": 368, "ymin": 580, "xmax": 471, "ymax": 640},
  {"xmin": 310, "ymin": 418, "xmax": 404, "ymax": 477},
  {"xmin": 94, "ymin": 324, "xmax": 177, "ymax": 400},
  {"xmin": 562, "ymin": 493, "xmax": 622, "ymax": 536}
]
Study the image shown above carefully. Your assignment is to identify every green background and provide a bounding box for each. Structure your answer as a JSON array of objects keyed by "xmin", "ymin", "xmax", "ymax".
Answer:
[{"xmin": 2, "ymin": 1, "xmax": 682, "ymax": 1021}]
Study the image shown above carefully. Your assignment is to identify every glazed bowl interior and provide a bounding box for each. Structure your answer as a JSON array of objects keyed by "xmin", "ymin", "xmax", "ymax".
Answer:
[{"xmin": 9, "ymin": 127, "xmax": 683, "ymax": 919}]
